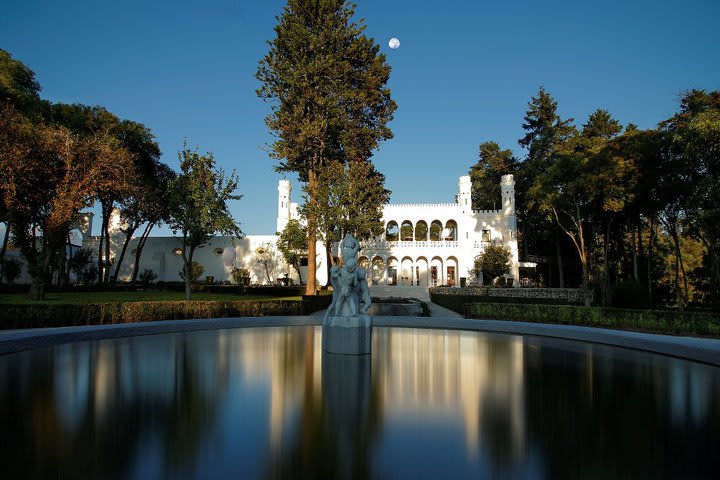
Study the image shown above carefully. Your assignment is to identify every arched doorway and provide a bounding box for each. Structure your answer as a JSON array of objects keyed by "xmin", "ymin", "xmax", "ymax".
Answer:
[
  {"xmin": 446, "ymin": 256, "xmax": 458, "ymax": 287},
  {"xmin": 401, "ymin": 257, "xmax": 413, "ymax": 286},
  {"xmin": 415, "ymin": 257, "xmax": 429, "ymax": 287},
  {"xmin": 430, "ymin": 256, "xmax": 443, "ymax": 286},
  {"xmin": 359, "ymin": 256, "xmax": 370, "ymax": 285},
  {"xmin": 387, "ymin": 257, "xmax": 399, "ymax": 285},
  {"xmin": 371, "ymin": 257, "xmax": 385, "ymax": 285}
]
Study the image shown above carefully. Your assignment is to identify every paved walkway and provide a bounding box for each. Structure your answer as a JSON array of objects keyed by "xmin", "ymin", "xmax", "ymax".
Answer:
[{"xmin": 369, "ymin": 285, "xmax": 430, "ymax": 301}]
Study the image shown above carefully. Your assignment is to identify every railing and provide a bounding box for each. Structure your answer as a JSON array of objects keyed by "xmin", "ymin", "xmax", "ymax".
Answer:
[{"xmin": 364, "ymin": 240, "xmax": 459, "ymax": 249}]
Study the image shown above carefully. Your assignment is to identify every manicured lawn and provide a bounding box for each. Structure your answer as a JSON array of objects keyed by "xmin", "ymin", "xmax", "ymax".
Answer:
[{"xmin": 0, "ymin": 291, "xmax": 302, "ymax": 305}]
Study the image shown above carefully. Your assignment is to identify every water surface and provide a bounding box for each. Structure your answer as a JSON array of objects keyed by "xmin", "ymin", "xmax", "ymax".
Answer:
[{"xmin": 1, "ymin": 326, "xmax": 718, "ymax": 479}]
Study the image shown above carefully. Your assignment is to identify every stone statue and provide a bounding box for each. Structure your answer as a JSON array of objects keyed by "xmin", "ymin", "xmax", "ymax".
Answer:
[
  {"xmin": 323, "ymin": 233, "xmax": 373, "ymax": 354},
  {"xmin": 325, "ymin": 234, "xmax": 372, "ymax": 319}
]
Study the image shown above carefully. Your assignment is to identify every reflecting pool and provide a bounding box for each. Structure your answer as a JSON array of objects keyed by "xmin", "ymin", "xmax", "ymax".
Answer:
[{"xmin": 1, "ymin": 326, "xmax": 719, "ymax": 479}]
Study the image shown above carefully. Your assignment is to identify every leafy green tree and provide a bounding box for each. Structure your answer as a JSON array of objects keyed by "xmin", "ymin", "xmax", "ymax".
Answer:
[
  {"xmin": 469, "ymin": 141, "xmax": 517, "ymax": 210},
  {"xmin": 517, "ymin": 87, "xmax": 576, "ymax": 287},
  {"xmin": 178, "ymin": 261, "xmax": 204, "ymax": 283},
  {"xmin": 1, "ymin": 257, "xmax": 22, "ymax": 284},
  {"xmin": 473, "ymin": 244, "xmax": 512, "ymax": 285},
  {"xmin": 255, "ymin": 242, "xmax": 280, "ymax": 284},
  {"xmin": 0, "ymin": 106, "xmax": 133, "ymax": 299},
  {"xmin": 0, "ymin": 49, "xmax": 42, "ymax": 118},
  {"xmin": 69, "ymin": 247, "xmax": 94, "ymax": 283},
  {"xmin": 111, "ymin": 120, "xmax": 175, "ymax": 283},
  {"xmin": 278, "ymin": 219, "xmax": 307, "ymax": 284},
  {"xmin": 303, "ymin": 159, "xmax": 390, "ymax": 267},
  {"xmin": 168, "ymin": 144, "xmax": 243, "ymax": 299},
  {"xmin": 257, "ymin": 0, "xmax": 396, "ymax": 294},
  {"xmin": 660, "ymin": 89, "xmax": 720, "ymax": 308}
]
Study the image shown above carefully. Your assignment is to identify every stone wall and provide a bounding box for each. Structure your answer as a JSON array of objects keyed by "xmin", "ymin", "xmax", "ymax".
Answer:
[{"xmin": 430, "ymin": 286, "xmax": 594, "ymax": 305}]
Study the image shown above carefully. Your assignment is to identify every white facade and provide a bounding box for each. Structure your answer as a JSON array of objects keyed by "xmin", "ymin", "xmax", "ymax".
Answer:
[
  {"xmin": 357, "ymin": 174, "xmax": 520, "ymax": 287},
  {"xmin": 3, "ymin": 173, "xmax": 518, "ymax": 287}
]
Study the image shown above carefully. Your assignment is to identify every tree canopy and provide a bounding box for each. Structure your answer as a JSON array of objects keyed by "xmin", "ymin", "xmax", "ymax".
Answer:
[
  {"xmin": 257, "ymin": 0, "xmax": 396, "ymax": 293},
  {"xmin": 168, "ymin": 143, "xmax": 243, "ymax": 299}
]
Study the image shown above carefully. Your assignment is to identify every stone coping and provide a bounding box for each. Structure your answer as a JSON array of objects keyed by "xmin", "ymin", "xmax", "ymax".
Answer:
[{"xmin": 1, "ymin": 316, "xmax": 719, "ymax": 367}]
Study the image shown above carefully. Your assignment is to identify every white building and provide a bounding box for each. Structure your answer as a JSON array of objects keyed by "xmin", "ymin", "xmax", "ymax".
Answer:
[
  {"xmin": 278, "ymin": 174, "xmax": 520, "ymax": 288},
  {"xmin": 5, "ymin": 173, "xmax": 520, "ymax": 288}
]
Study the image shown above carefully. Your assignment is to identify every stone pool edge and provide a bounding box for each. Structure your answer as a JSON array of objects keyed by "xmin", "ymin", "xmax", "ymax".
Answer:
[{"xmin": 1, "ymin": 316, "xmax": 719, "ymax": 367}]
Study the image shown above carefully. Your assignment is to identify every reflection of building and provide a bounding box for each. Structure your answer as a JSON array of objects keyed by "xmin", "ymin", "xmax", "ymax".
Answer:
[{"xmin": 373, "ymin": 328, "xmax": 526, "ymax": 457}]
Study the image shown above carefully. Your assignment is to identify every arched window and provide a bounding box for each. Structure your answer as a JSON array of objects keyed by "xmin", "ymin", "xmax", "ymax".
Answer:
[
  {"xmin": 400, "ymin": 220, "xmax": 413, "ymax": 241},
  {"xmin": 415, "ymin": 221, "xmax": 428, "ymax": 241},
  {"xmin": 444, "ymin": 220, "xmax": 457, "ymax": 241},
  {"xmin": 430, "ymin": 220, "xmax": 442, "ymax": 241},
  {"xmin": 386, "ymin": 221, "xmax": 399, "ymax": 241}
]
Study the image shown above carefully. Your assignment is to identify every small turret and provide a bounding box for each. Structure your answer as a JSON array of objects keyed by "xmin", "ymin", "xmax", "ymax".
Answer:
[
  {"xmin": 458, "ymin": 175, "xmax": 472, "ymax": 214},
  {"xmin": 277, "ymin": 179, "xmax": 292, "ymax": 233},
  {"xmin": 501, "ymin": 174, "xmax": 515, "ymax": 217}
]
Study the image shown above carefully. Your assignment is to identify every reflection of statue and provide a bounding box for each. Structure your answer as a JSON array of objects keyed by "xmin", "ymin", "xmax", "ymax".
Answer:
[{"xmin": 323, "ymin": 234, "xmax": 373, "ymax": 355}]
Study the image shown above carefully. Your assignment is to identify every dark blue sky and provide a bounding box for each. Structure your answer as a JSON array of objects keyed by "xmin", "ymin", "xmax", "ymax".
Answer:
[{"xmin": 2, "ymin": 0, "xmax": 718, "ymax": 234}]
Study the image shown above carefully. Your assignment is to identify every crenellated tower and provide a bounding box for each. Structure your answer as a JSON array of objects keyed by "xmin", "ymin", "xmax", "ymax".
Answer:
[
  {"xmin": 277, "ymin": 179, "xmax": 291, "ymax": 233},
  {"xmin": 458, "ymin": 175, "xmax": 472, "ymax": 214}
]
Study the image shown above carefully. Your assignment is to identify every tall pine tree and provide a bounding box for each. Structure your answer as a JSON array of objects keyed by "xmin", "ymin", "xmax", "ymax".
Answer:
[
  {"xmin": 257, "ymin": 0, "xmax": 396, "ymax": 294},
  {"xmin": 469, "ymin": 141, "xmax": 516, "ymax": 210}
]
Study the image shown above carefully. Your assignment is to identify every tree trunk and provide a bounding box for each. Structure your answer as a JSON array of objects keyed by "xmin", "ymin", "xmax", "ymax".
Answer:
[
  {"xmin": 103, "ymin": 215, "xmax": 112, "ymax": 284},
  {"xmin": 647, "ymin": 218, "xmax": 655, "ymax": 303},
  {"xmin": 97, "ymin": 213, "xmax": 109, "ymax": 284},
  {"xmin": 602, "ymin": 222, "xmax": 611, "ymax": 307},
  {"xmin": 305, "ymin": 169, "xmax": 318, "ymax": 295},
  {"xmin": 555, "ymin": 228, "xmax": 565, "ymax": 288},
  {"xmin": 131, "ymin": 223, "xmax": 154, "ymax": 285},
  {"xmin": 111, "ymin": 226, "xmax": 137, "ymax": 284},
  {"xmin": 632, "ymin": 225, "xmax": 639, "ymax": 283},
  {"xmin": 27, "ymin": 244, "xmax": 53, "ymax": 301},
  {"xmin": 183, "ymin": 240, "xmax": 194, "ymax": 300},
  {"xmin": 57, "ymin": 239, "xmax": 67, "ymax": 288},
  {"xmin": 0, "ymin": 224, "xmax": 10, "ymax": 281}
]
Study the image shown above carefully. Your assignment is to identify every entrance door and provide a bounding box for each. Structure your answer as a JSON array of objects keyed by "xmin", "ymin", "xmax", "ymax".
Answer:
[
  {"xmin": 447, "ymin": 266, "xmax": 456, "ymax": 287},
  {"xmin": 430, "ymin": 266, "xmax": 438, "ymax": 286},
  {"xmin": 388, "ymin": 267, "xmax": 397, "ymax": 285}
]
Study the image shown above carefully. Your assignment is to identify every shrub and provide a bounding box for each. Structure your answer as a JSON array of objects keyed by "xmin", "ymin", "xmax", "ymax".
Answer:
[
  {"xmin": 462, "ymin": 303, "xmax": 720, "ymax": 337},
  {"xmin": 179, "ymin": 262, "xmax": 204, "ymax": 283},
  {"xmin": 138, "ymin": 269, "xmax": 158, "ymax": 288},
  {"xmin": 231, "ymin": 267, "xmax": 251, "ymax": 286},
  {"xmin": 0, "ymin": 297, "xmax": 330, "ymax": 329},
  {"xmin": 79, "ymin": 265, "xmax": 98, "ymax": 285},
  {"xmin": 495, "ymin": 277, "xmax": 507, "ymax": 287},
  {"xmin": 473, "ymin": 245, "xmax": 511, "ymax": 285},
  {"xmin": 2, "ymin": 258, "xmax": 22, "ymax": 284}
]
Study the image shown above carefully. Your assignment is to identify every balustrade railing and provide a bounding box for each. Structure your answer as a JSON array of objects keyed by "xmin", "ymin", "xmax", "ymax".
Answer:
[{"xmin": 365, "ymin": 240, "xmax": 459, "ymax": 249}]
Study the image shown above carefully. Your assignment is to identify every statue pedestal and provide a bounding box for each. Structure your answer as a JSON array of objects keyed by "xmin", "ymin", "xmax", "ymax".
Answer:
[{"xmin": 322, "ymin": 314, "xmax": 373, "ymax": 355}]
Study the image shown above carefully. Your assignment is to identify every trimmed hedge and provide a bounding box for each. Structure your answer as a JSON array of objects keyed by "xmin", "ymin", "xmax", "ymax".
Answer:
[
  {"xmin": 0, "ymin": 296, "xmax": 331, "ymax": 330},
  {"xmin": 430, "ymin": 292, "xmax": 583, "ymax": 311},
  {"xmin": 464, "ymin": 303, "xmax": 720, "ymax": 337}
]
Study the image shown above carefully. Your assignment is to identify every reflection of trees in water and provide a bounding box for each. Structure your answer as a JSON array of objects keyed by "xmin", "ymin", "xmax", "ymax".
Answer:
[
  {"xmin": 523, "ymin": 341, "xmax": 720, "ymax": 479},
  {"xmin": 0, "ymin": 333, "xmax": 229, "ymax": 479}
]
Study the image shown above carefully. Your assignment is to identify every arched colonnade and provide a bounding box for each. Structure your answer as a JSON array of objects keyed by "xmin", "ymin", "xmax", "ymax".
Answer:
[
  {"xmin": 359, "ymin": 255, "xmax": 459, "ymax": 287},
  {"xmin": 385, "ymin": 219, "xmax": 458, "ymax": 243}
]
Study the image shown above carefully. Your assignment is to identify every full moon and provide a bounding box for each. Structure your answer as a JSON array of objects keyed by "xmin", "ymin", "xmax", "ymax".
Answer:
[{"xmin": 388, "ymin": 38, "xmax": 400, "ymax": 49}]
